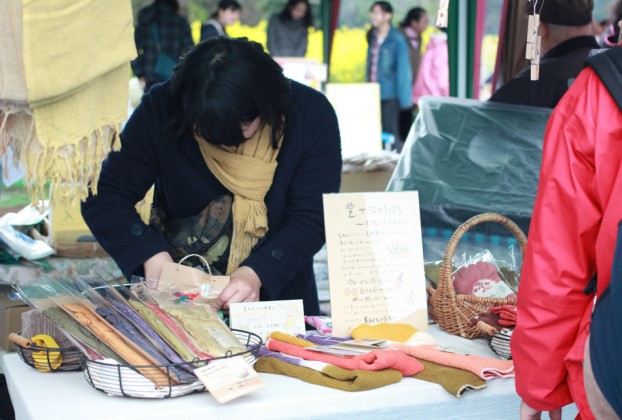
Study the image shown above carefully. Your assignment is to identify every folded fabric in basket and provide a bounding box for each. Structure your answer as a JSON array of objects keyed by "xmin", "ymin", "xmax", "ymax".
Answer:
[
  {"xmin": 266, "ymin": 332, "xmax": 423, "ymax": 376},
  {"xmin": 96, "ymin": 306, "xmax": 196, "ymax": 384},
  {"xmin": 62, "ymin": 303, "xmax": 172, "ymax": 387},
  {"xmin": 391, "ymin": 343, "xmax": 514, "ymax": 380},
  {"xmin": 129, "ymin": 300, "xmax": 197, "ymax": 362},
  {"xmin": 144, "ymin": 302, "xmax": 212, "ymax": 359},
  {"xmin": 256, "ymin": 347, "xmax": 402, "ymax": 391},
  {"xmin": 42, "ymin": 307, "xmax": 122, "ymax": 363},
  {"xmin": 413, "ymin": 359, "xmax": 487, "ymax": 397}
]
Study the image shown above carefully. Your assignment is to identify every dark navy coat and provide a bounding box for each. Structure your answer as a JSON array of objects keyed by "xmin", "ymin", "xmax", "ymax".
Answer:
[{"xmin": 82, "ymin": 80, "xmax": 342, "ymax": 315}]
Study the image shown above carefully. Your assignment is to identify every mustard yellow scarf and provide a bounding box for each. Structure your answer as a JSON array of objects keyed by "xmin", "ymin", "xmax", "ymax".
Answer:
[{"xmin": 195, "ymin": 124, "xmax": 282, "ymax": 274}]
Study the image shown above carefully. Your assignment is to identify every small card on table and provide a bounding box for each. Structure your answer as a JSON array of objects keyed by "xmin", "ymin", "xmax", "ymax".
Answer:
[
  {"xmin": 194, "ymin": 357, "xmax": 265, "ymax": 403},
  {"xmin": 229, "ymin": 299, "xmax": 305, "ymax": 342}
]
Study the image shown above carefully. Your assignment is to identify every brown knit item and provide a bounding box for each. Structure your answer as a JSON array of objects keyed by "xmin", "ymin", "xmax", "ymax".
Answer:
[
  {"xmin": 255, "ymin": 356, "xmax": 402, "ymax": 392},
  {"xmin": 413, "ymin": 359, "xmax": 486, "ymax": 398}
]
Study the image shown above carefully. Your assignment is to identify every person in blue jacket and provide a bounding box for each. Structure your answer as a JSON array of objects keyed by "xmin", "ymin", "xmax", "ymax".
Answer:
[
  {"xmin": 366, "ymin": 1, "xmax": 412, "ymax": 152},
  {"xmin": 81, "ymin": 37, "xmax": 342, "ymax": 315}
]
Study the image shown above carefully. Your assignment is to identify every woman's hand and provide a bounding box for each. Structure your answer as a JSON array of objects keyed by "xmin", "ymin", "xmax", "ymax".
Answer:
[
  {"xmin": 143, "ymin": 251, "xmax": 173, "ymax": 286},
  {"xmin": 216, "ymin": 266, "xmax": 262, "ymax": 310}
]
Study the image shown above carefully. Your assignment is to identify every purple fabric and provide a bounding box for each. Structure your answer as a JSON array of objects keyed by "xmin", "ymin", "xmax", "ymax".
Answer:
[
  {"xmin": 96, "ymin": 306, "xmax": 196, "ymax": 383},
  {"xmin": 258, "ymin": 346, "xmax": 306, "ymax": 365},
  {"xmin": 109, "ymin": 301, "xmax": 184, "ymax": 365},
  {"xmin": 296, "ymin": 333, "xmax": 350, "ymax": 346}
]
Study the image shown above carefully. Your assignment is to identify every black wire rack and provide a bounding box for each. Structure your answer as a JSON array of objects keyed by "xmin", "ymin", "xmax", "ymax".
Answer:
[
  {"xmin": 82, "ymin": 329, "xmax": 263, "ymax": 398},
  {"xmin": 16, "ymin": 337, "xmax": 83, "ymax": 372}
]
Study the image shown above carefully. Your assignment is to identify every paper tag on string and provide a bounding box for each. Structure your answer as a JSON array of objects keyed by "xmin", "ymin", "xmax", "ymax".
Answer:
[
  {"xmin": 194, "ymin": 357, "xmax": 265, "ymax": 403},
  {"xmin": 436, "ymin": 0, "xmax": 449, "ymax": 28}
]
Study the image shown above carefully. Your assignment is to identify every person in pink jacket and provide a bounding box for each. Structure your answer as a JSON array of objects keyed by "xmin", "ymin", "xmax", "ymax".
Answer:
[
  {"xmin": 512, "ymin": 47, "xmax": 622, "ymax": 419},
  {"xmin": 412, "ymin": 31, "xmax": 448, "ymax": 105}
]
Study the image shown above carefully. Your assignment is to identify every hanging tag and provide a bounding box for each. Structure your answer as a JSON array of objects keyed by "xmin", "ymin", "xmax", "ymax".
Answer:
[
  {"xmin": 530, "ymin": 35, "xmax": 541, "ymax": 80},
  {"xmin": 525, "ymin": 14, "xmax": 539, "ymax": 59},
  {"xmin": 436, "ymin": 0, "xmax": 449, "ymax": 28},
  {"xmin": 194, "ymin": 357, "xmax": 266, "ymax": 403}
]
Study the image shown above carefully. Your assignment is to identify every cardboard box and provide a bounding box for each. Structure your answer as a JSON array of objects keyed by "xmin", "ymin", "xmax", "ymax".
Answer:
[
  {"xmin": 0, "ymin": 286, "xmax": 29, "ymax": 351},
  {"xmin": 50, "ymin": 187, "xmax": 154, "ymax": 244},
  {"xmin": 340, "ymin": 170, "xmax": 393, "ymax": 193},
  {"xmin": 50, "ymin": 198, "xmax": 93, "ymax": 243}
]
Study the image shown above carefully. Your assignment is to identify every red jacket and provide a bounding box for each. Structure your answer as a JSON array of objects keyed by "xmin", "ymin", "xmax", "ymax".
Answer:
[{"xmin": 512, "ymin": 66, "xmax": 622, "ymax": 418}]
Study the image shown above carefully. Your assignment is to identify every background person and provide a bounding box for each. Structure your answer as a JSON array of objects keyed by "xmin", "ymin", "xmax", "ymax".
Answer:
[
  {"xmin": 82, "ymin": 37, "xmax": 342, "ymax": 316},
  {"xmin": 366, "ymin": 1, "xmax": 412, "ymax": 152},
  {"xmin": 267, "ymin": 0, "xmax": 313, "ymax": 57},
  {"xmin": 200, "ymin": 0, "xmax": 241, "ymax": 41},
  {"xmin": 398, "ymin": 6, "xmax": 428, "ymax": 140},
  {"xmin": 489, "ymin": 0, "xmax": 597, "ymax": 108},
  {"xmin": 131, "ymin": 0, "xmax": 193, "ymax": 91}
]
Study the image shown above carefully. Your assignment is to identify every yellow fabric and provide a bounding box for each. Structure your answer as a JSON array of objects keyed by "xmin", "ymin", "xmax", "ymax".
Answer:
[
  {"xmin": 269, "ymin": 331, "xmax": 315, "ymax": 348},
  {"xmin": 0, "ymin": 0, "xmax": 136, "ymax": 203},
  {"xmin": 30, "ymin": 334, "xmax": 62, "ymax": 372},
  {"xmin": 351, "ymin": 323, "xmax": 418, "ymax": 343},
  {"xmin": 0, "ymin": 0, "xmax": 27, "ymax": 102},
  {"xmin": 22, "ymin": 0, "xmax": 135, "ymax": 105},
  {"xmin": 195, "ymin": 123, "xmax": 282, "ymax": 274}
]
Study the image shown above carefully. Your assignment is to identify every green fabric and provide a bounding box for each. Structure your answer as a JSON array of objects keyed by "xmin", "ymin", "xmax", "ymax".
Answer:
[
  {"xmin": 128, "ymin": 299, "xmax": 195, "ymax": 361},
  {"xmin": 42, "ymin": 306, "xmax": 122, "ymax": 362},
  {"xmin": 166, "ymin": 305, "xmax": 245, "ymax": 357},
  {"xmin": 255, "ymin": 356, "xmax": 403, "ymax": 392},
  {"xmin": 413, "ymin": 359, "xmax": 486, "ymax": 398}
]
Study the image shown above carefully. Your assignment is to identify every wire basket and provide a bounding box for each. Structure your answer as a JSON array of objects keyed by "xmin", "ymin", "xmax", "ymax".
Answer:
[
  {"xmin": 16, "ymin": 335, "xmax": 82, "ymax": 372},
  {"xmin": 82, "ymin": 329, "xmax": 263, "ymax": 398},
  {"xmin": 427, "ymin": 213, "xmax": 526, "ymax": 339}
]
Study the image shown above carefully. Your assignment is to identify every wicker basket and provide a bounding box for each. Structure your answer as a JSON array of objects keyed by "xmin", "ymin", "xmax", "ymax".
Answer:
[{"xmin": 427, "ymin": 213, "xmax": 527, "ymax": 338}]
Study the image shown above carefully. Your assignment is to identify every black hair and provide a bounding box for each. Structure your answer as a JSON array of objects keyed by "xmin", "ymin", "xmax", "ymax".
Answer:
[
  {"xmin": 400, "ymin": 7, "xmax": 426, "ymax": 28},
  {"xmin": 279, "ymin": 0, "xmax": 313, "ymax": 28},
  {"xmin": 211, "ymin": 0, "xmax": 242, "ymax": 19},
  {"xmin": 169, "ymin": 37, "xmax": 290, "ymax": 148},
  {"xmin": 370, "ymin": 1, "xmax": 393, "ymax": 14},
  {"xmin": 155, "ymin": 0, "xmax": 179, "ymax": 13}
]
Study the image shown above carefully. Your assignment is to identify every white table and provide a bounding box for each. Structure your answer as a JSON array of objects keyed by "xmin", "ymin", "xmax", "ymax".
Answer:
[{"xmin": 4, "ymin": 351, "xmax": 578, "ymax": 420}]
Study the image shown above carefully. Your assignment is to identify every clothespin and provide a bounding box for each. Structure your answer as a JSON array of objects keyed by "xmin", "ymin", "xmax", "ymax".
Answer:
[
  {"xmin": 525, "ymin": 14, "xmax": 540, "ymax": 59},
  {"xmin": 530, "ymin": 44, "xmax": 540, "ymax": 81},
  {"xmin": 525, "ymin": 0, "xmax": 541, "ymax": 81},
  {"xmin": 436, "ymin": 0, "xmax": 449, "ymax": 28}
]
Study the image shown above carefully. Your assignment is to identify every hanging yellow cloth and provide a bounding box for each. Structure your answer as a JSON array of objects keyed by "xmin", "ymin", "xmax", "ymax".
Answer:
[
  {"xmin": 0, "ymin": 0, "xmax": 136, "ymax": 203},
  {"xmin": 195, "ymin": 124, "xmax": 282, "ymax": 274}
]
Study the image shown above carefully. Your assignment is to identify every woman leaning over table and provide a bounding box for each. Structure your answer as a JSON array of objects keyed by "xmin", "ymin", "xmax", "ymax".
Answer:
[{"xmin": 81, "ymin": 37, "xmax": 342, "ymax": 316}]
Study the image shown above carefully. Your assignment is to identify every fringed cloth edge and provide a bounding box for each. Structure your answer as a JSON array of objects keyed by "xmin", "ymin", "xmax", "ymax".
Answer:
[{"xmin": 0, "ymin": 102, "xmax": 121, "ymax": 205}]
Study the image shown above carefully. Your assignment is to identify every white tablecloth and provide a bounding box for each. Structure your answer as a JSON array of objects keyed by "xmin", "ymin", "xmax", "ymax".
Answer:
[{"xmin": 4, "ymin": 347, "xmax": 579, "ymax": 420}]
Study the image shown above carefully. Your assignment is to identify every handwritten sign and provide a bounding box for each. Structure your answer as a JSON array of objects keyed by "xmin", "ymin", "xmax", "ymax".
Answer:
[
  {"xmin": 229, "ymin": 299, "xmax": 305, "ymax": 342},
  {"xmin": 323, "ymin": 192, "xmax": 428, "ymax": 336}
]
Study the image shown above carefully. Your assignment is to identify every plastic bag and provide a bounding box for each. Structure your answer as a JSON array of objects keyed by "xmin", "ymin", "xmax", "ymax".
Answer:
[{"xmin": 452, "ymin": 249, "xmax": 518, "ymax": 299}]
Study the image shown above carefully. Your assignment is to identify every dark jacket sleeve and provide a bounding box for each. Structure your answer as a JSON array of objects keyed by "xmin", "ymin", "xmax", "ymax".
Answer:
[
  {"xmin": 81, "ymin": 93, "xmax": 172, "ymax": 277},
  {"xmin": 131, "ymin": 22, "xmax": 149, "ymax": 78},
  {"xmin": 200, "ymin": 23, "xmax": 219, "ymax": 42},
  {"xmin": 242, "ymin": 91, "xmax": 342, "ymax": 299}
]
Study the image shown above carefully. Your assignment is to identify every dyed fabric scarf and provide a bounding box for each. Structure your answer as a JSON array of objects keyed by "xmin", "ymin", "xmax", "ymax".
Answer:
[
  {"xmin": 266, "ymin": 332, "xmax": 423, "ymax": 376},
  {"xmin": 195, "ymin": 123, "xmax": 281, "ymax": 274},
  {"xmin": 0, "ymin": 0, "xmax": 136, "ymax": 203},
  {"xmin": 256, "ymin": 347, "xmax": 403, "ymax": 391}
]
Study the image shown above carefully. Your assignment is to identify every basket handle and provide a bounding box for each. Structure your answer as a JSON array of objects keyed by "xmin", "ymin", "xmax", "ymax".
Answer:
[
  {"xmin": 178, "ymin": 253, "xmax": 213, "ymax": 276},
  {"xmin": 8, "ymin": 332, "xmax": 32, "ymax": 348},
  {"xmin": 437, "ymin": 212, "xmax": 527, "ymax": 299}
]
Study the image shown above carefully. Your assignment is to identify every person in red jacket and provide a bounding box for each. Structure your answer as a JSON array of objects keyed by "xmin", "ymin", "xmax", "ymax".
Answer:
[{"xmin": 511, "ymin": 48, "xmax": 622, "ymax": 419}]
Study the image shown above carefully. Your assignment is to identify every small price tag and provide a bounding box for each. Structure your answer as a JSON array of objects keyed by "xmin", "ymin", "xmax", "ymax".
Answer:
[{"xmin": 194, "ymin": 357, "xmax": 265, "ymax": 403}]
